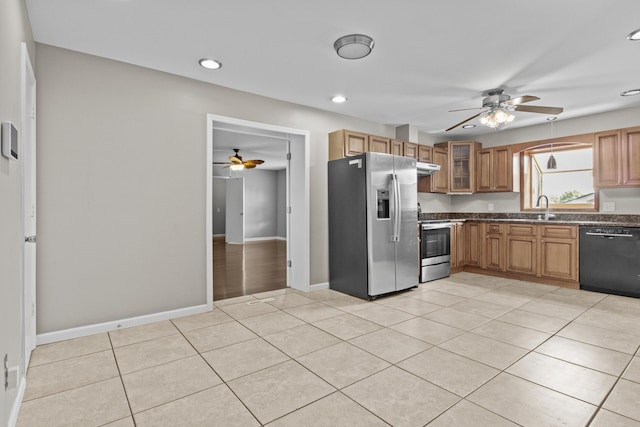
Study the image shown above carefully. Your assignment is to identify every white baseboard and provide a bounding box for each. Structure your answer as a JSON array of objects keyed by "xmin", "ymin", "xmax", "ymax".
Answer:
[
  {"xmin": 8, "ymin": 375, "xmax": 26, "ymax": 427},
  {"xmin": 245, "ymin": 236, "xmax": 286, "ymax": 242},
  {"xmin": 36, "ymin": 303, "xmax": 212, "ymax": 345},
  {"xmin": 213, "ymin": 233, "xmax": 225, "ymax": 237},
  {"xmin": 309, "ymin": 282, "xmax": 329, "ymax": 292}
]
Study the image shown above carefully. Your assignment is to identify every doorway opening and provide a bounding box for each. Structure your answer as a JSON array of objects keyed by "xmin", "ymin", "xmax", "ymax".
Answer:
[{"xmin": 206, "ymin": 114, "xmax": 309, "ymax": 303}]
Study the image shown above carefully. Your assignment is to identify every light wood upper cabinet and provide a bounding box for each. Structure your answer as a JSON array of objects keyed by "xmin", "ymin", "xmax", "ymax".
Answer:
[
  {"xmin": 476, "ymin": 146, "xmax": 513, "ymax": 192},
  {"xmin": 368, "ymin": 135, "xmax": 391, "ymax": 155},
  {"xmin": 436, "ymin": 141, "xmax": 481, "ymax": 193},
  {"xmin": 417, "ymin": 146, "xmax": 449, "ymax": 193},
  {"xmin": 329, "ymin": 129, "xmax": 369, "ymax": 160},
  {"xmin": 403, "ymin": 142, "xmax": 418, "ymax": 159},
  {"xmin": 594, "ymin": 126, "xmax": 640, "ymax": 188},
  {"xmin": 418, "ymin": 145, "xmax": 432, "ymax": 163},
  {"xmin": 391, "ymin": 139, "xmax": 404, "ymax": 156}
]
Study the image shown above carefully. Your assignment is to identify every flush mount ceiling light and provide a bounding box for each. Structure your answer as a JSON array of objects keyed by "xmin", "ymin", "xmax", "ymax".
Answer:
[
  {"xmin": 621, "ymin": 89, "xmax": 640, "ymax": 96},
  {"xmin": 479, "ymin": 106, "xmax": 515, "ymax": 129},
  {"xmin": 334, "ymin": 34, "xmax": 374, "ymax": 60},
  {"xmin": 627, "ymin": 28, "xmax": 640, "ymax": 41},
  {"xmin": 462, "ymin": 124, "xmax": 476, "ymax": 129},
  {"xmin": 331, "ymin": 95, "xmax": 347, "ymax": 103},
  {"xmin": 199, "ymin": 58, "xmax": 222, "ymax": 70}
]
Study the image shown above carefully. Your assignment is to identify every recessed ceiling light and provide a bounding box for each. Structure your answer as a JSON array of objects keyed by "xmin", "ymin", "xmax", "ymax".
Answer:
[
  {"xmin": 546, "ymin": 116, "xmax": 558, "ymax": 121},
  {"xmin": 331, "ymin": 95, "xmax": 347, "ymax": 103},
  {"xmin": 627, "ymin": 28, "xmax": 640, "ymax": 41},
  {"xmin": 199, "ymin": 58, "xmax": 222, "ymax": 70},
  {"xmin": 621, "ymin": 89, "xmax": 640, "ymax": 96},
  {"xmin": 334, "ymin": 34, "xmax": 374, "ymax": 60},
  {"xmin": 462, "ymin": 124, "xmax": 475, "ymax": 129}
]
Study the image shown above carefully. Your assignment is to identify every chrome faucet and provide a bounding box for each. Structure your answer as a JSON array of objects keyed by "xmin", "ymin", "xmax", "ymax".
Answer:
[{"xmin": 536, "ymin": 195, "xmax": 554, "ymax": 220}]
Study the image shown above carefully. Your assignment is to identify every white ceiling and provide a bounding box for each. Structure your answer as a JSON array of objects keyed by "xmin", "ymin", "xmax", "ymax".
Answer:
[{"xmin": 26, "ymin": 0, "xmax": 640, "ymax": 141}]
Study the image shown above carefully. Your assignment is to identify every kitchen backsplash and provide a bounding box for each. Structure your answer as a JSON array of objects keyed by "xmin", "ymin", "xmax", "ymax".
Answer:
[{"xmin": 419, "ymin": 212, "xmax": 640, "ymax": 226}]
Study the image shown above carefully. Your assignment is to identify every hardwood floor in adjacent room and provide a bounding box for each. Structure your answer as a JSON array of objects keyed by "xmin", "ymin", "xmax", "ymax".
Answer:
[{"xmin": 213, "ymin": 236, "xmax": 287, "ymax": 300}]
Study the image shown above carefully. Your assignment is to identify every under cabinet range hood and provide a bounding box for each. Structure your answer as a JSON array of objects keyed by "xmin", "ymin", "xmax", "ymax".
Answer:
[{"xmin": 416, "ymin": 162, "xmax": 441, "ymax": 176}]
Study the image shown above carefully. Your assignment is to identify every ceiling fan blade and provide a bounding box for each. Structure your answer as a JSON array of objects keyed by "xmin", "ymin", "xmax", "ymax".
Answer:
[
  {"xmin": 445, "ymin": 112, "xmax": 483, "ymax": 132},
  {"xmin": 244, "ymin": 164, "xmax": 257, "ymax": 169},
  {"xmin": 504, "ymin": 95, "xmax": 540, "ymax": 106},
  {"xmin": 229, "ymin": 156, "xmax": 243, "ymax": 164},
  {"xmin": 515, "ymin": 105, "xmax": 564, "ymax": 115},
  {"xmin": 244, "ymin": 159, "xmax": 264, "ymax": 165},
  {"xmin": 448, "ymin": 107, "xmax": 484, "ymax": 113}
]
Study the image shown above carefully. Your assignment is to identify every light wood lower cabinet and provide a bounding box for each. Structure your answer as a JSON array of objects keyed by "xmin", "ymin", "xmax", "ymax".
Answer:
[
  {"xmin": 484, "ymin": 223, "xmax": 506, "ymax": 271},
  {"xmin": 503, "ymin": 223, "xmax": 578, "ymax": 285},
  {"xmin": 450, "ymin": 222, "xmax": 465, "ymax": 270},
  {"xmin": 464, "ymin": 222, "xmax": 483, "ymax": 268},
  {"xmin": 538, "ymin": 225, "xmax": 578, "ymax": 282},
  {"xmin": 506, "ymin": 224, "xmax": 537, "ymax": 275}
]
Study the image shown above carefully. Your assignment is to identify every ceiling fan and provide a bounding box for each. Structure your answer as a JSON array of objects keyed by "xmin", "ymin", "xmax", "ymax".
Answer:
[
  {"xmin": 446, "ymin": 89, "xmax": 564, "ymax": 132},
  {"xmin": 213, "ymin": 148, "xmax": 265, "ymax": 169}
]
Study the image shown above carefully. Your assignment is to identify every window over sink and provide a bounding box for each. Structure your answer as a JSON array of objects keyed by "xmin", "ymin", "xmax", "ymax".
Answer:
[{"xmin": 520, "ymin": 143, "xmax": 598, "ymax": 212}]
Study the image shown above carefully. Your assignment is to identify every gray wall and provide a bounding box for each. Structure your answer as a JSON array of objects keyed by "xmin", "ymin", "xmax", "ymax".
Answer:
[
  {"xmin": 212, "ymin": 169, "xmax": 287, "ymax": 239},
  {"xmin": 212, "ymin": 177, "xmax": 226, "ymax": 235},
  {"xmin": 241, "ymin": 169, "xmax": 278, "ymax": 239},
  {"xmin": 35, "ymin": 43, "xmax": 395, "ymax": 334},
  {"xmin": 0, "ymin": 0, "xmax": 34, "ymax": 423},
  {"xmin": 277, "ymin": 169, "xmax": 286, "ymax": 238}
]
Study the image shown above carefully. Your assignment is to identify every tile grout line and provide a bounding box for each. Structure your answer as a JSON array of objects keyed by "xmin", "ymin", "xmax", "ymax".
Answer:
[
  {"xmin": 584, "ymin": 341, "xmax": 640, "ymax": 426},
  {"xmin": 107, "ymin": 332, "xmax": 137, "ymax": 427},
  {"xmin": 169, "ymin": 317, "xmax": 264, "ymax": 426}
]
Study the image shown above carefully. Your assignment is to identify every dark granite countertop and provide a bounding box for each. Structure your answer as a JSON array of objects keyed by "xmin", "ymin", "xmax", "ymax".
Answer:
[{"xmin": 418, "ymin": 213, "xmax": 640, "ymax": 228}]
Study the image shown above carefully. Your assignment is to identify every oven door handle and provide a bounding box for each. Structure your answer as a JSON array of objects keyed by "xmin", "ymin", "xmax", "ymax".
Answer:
[{"xmin": 392, "ymin": 173, "xmax": 400, "ymax": 242}]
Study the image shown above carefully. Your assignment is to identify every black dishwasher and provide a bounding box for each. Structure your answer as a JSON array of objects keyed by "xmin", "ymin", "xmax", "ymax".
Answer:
[{"xmin": 579, "ymin": 226, "xmax": 640, "ymax": 298}]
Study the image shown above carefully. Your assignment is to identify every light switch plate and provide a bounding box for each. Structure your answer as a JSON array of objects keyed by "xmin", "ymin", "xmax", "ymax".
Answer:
[
  {"xmin": 1, "ymin": 121, "xmax": 18, "ymax": 160},
  {"xmin": 603, "ymin": 202, "xmax": 615, "ymax": 212},
  {"xmin": 488, "ymin": 203, "xmax": 494, "ymax": 211}
]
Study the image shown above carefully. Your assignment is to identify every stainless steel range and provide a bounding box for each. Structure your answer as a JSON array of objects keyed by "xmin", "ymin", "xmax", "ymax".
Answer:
[{"xmin": 419, "ymin": 221, "xmax": 451, "ymax": 282}]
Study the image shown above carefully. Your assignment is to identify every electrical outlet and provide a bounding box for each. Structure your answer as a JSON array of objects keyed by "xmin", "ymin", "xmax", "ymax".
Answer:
[
  {"xmin": 488, "ymin": 203, "xmax": 494, "ymax": 211},
  {"xmin": 603, "ymin": 202, "xmax": 615, "ymax": 212}
]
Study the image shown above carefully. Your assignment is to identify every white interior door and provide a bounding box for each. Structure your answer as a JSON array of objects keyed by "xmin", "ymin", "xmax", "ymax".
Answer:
[
  {"xmin": 21, "ymin": 43, "xmax": 37, "ymax": 370},
  {"xmin": 287, "ymin": 135, "xmax": 308, "ymax": 290},
  {"xmin": 225, "ymin": 177, "xmax": 244, "ymax": 244}
]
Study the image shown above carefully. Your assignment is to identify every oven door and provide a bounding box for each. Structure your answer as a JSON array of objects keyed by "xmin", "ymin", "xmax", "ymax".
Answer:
[{"xmin": 420, "ymin": 224, "xmax": 451, "ymax": 282}]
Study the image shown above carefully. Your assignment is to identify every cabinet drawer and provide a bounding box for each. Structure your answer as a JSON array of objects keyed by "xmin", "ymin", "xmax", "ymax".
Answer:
[
  {"xmin": 486, "ymin": 223, "xmax": 503, "ymax": 234},
  {"xmin": 508, "ymin": 224, "xmax": 536, "ymax": 236},
  {"xmin": 541, "ymin": 225, "xmax": 577, "ymax": 239}
]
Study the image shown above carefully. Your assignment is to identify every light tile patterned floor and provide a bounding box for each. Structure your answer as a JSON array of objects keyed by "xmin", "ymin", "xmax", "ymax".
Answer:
[{"xmin": 17, "ymin": 273, "xmax": 640, "ymax": 426}]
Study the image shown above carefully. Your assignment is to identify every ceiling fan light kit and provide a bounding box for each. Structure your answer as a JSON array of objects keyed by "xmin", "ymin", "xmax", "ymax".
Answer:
[
  {"xmin": 334, "ymin": 34, "xmax": 374, "ymax": 60},
  {"xmin": 446, "ymin": 89, "xmax": 564, "ymax": 132},
  {"xmin": 212, "ymin": 148, "xmax": 265, "ymax": 170}
]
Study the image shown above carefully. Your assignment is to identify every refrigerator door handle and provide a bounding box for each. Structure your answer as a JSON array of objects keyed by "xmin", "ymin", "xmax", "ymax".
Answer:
[{"xmin": 392, "ymin": 173, "xmax": 400, "ymax": 242}]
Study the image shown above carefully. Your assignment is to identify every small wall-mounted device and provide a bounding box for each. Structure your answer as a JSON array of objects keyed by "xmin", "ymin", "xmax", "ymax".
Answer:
[{"xmin": 1, "ymin": 121, "xmax": 18, "ymax": 160}]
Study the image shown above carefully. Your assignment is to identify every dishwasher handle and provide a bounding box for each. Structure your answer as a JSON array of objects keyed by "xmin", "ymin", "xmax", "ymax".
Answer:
[{"xmin": 584, "ymin": 232, "xmax": 634, "ymax": 238}]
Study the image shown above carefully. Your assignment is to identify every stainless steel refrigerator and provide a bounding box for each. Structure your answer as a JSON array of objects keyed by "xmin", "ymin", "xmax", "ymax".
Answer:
[{"xmin": 328, "ymin": 152, "xmax": 419, "ymax": 299}]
